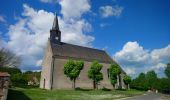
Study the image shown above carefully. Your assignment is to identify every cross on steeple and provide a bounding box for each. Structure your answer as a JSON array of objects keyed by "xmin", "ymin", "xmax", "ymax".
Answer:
[{"xmin": 50, "ymin": 13, "xmax": 61, "ymax": 44}]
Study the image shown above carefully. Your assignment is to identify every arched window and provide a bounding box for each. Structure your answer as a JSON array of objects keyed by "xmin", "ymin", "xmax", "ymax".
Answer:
[{"xmin": 107, "ymin": 68, "xmax": 110, "ymax": 78}]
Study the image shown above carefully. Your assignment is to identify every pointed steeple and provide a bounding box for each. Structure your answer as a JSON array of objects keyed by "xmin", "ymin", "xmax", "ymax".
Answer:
[
  {"xmin": 50, "ymin": 12, "xmax": 61, "ymax": 44},
  {"xmin": 52, "ymin": 13, "xmax": 59, "ymax": 30}
]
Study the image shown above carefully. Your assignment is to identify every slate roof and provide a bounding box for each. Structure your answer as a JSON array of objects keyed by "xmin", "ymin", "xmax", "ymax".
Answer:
[{"xmin": 50, "ymin": 41, "xmax": 117, "ymax": 64}]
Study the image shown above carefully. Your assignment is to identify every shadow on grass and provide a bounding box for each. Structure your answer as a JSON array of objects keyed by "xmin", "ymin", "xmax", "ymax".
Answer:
[
  {"xmin": 116, "ymin": 89, "xmax": 127, "ymax": 91},
  {"xmin": 12, "ymin": 84, "xmax": 39, "ymax": 89},
  {"xmin": 101, "ymin": 87, "xmax": 111, "ymax": 91},
  {"xmin": 75, "ymin": 87, "xmax": 112, "ymax": 91},
  {"xmin": 75, "ymin": 87, "xmax": 93, "ymax": 91},
  {"xmin": 7, "ymin": 89, "xmax": 31, "ymax": 100}
]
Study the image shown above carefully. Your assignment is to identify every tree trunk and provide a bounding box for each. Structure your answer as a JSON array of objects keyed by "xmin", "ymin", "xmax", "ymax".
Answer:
[
  {"xmin": 96, "ymin": 82, "xmax": 98, "ymax": 90},
  {"xmin": 72, "ymin": 79, "xmax": 76, "ymax": 89},
  {"xmin": 112, "ymin": 84, "xmax": 115, "ymax": 89},
  {"xmin": 93, "ymin": 80, "xmax": 96, "ymax": 89},
  {"xmin": 118, "ymin": 74, "xmax": 122, "ymax": 89}
]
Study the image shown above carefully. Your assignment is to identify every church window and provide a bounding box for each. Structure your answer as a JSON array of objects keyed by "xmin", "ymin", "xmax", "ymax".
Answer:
[
  {"xmin": 107, "ymin": 68, "xmax": 110, "ymax": 78},
  {"xmin": 55, "ymin": 37, "xmax": 59, "ymax": 40}
]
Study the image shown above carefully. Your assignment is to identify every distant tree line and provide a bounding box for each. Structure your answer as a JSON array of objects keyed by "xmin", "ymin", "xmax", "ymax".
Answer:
[
  {"xmin": 64, "ymin": 59, "xmax": 131, "ymax": 90},
  {"xmin": 130, "ymin": 63, "xmax": 170, "ymax": 94},
  {"xmin": 0, "ymin": 67, "xmax": 41, "ymax": 86},
  {"xmin": 0, "ymin": 48, "xmax": 41, "ymax": 87}
]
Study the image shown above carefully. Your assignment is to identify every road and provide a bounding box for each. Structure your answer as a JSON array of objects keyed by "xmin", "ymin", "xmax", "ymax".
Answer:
[{"xmin": 120, "ymin": 92, "xmax": 170, "ymax": 100}]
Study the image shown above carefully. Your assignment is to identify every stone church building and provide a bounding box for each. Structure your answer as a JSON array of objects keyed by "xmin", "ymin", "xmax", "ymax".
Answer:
[{"xmin": 40, "ymin": 14, "xmax": 126, "ymax": 90}]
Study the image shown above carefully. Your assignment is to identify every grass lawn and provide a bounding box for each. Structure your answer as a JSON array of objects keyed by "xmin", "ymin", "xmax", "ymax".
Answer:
[{"xmin": 7, "ymin": 87, "xmax": 145, "ymax": 100}]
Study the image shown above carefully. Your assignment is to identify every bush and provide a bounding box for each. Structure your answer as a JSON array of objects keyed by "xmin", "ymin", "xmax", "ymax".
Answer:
[{"xmin": 157, "ymin": 78, "xmax": 170, "ymax": 94}]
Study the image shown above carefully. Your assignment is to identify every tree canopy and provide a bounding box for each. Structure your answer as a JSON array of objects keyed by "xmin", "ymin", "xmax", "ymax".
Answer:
[
  {"xmin": 64, "ymin": 59, "xmax": 84, "ymax": 89},
  {"xmin": 109, "ymin": 63, "xmax": 121, "ymax": 88},
  {"xmin": 123, "ymin": 75, "xmax": 132, "ymax": 89},
  {"xmin": 0, "ymin": 48, "xmax": 21, "ymax": 68},
  {"xmin": 88, "ymin": 61, "xmax": 103, "ymax": 89},
  {"xmin": 146, "ymin": 70, "xmax": 158, "ymax": 89},
  {"xmin": 123, "ymin": 75, "xmax": 132, "ymax": 85}
]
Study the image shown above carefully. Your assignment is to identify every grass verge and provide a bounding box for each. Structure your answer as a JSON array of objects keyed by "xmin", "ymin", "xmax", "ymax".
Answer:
[{"xmin": 7, "ymin": 87, "xmax": 145, "ymax": 100}]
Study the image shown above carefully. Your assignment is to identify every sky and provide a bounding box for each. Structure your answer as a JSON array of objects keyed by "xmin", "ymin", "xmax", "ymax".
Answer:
[{"xmin": 0, "ymin": 0, "xmax": 170, "ymax": 78}]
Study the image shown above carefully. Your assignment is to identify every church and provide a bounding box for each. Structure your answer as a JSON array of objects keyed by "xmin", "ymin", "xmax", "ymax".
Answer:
[{"xmin": 40, "ymin": 14, "xmax": 126, "ymax": 90}]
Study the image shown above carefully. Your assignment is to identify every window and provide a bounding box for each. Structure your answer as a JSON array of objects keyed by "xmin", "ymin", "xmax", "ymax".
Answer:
[
  {"xmin": 107, "ymin": 69, "xmax": 110, "ymax": 78},
  {"xmin": 55, "ymin": 37, "xmax": 59, "ymax": 40}
]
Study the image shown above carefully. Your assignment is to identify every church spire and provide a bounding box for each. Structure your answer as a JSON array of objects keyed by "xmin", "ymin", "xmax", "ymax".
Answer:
[
  {"xmin": 50, "ymin": 13, "xmax": 61, "ymax": 44},
  {"xmin": 52, "ymin": 12, "xmax": 59, "ymax": 30}
]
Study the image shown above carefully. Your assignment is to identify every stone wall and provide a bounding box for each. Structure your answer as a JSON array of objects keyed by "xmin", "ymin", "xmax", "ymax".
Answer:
[
  {"xmin": 0, "ymin": 77, "xmax": 10, "ymax": 100},
  {"xmin": 40, "ymin": 40, "xmax": 53, "ymax": 89},
  {"xmin": 51, "ymin": 58, "xmax": 126, "ymax": 89}
]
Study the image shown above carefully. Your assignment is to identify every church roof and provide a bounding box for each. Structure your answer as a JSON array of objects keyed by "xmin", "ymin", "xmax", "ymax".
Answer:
[{"xmin": 50, "ymin": 41, "xmax": 116, "ymax": 64}]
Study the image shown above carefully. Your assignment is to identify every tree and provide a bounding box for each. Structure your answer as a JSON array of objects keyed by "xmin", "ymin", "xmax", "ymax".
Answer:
[
  {"xmin": 64, "ymin": 59, "xmax": 84, "ymax": 89},
  {"xmin": 157, "ymin": 78, "xmax": 170, "ymax": 93},
  {"xmin": 0, "ymin": 67, "xmax": 21, "ymax": 75},
  {"xmin": 0, "ymin": 48, "xmax": 21, "ymax": 68},
  {"xmin": 88, "ymin": 61, "xmax": 103, "ymax": 89},
  {"xmin": 146, "ymin": 70, "xmax": 157, "ymax": 90},
  {"xmin": 165, "ymin": 63, "xmax": 170, "ymax": 78},
  {"xmin": 123, "ymin": 75, "xmax": 132, "ymax": 89},
  {"xmin": 109, "ymin": 63, "xmax": 121, "ymax": 89},
  {"xmin": 130, "ymin": 73, "xmax": 148, "ymax": 90}
]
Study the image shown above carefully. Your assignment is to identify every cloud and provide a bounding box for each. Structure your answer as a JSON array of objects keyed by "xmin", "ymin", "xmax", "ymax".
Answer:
[
  {"xmin": 4, "ymin": 3, "xmax": 94, "ymax": 70},
  {"xmin": 114, "ymin": 41, "xmax": 170, "ymax": 77},
  {"xmin": 40, "ymin": 0, "xmax": 57, "ymax": 3},
  {"xmin": 0, "ymin": 15, "xmax": 6, "ymax": 22},
  {"xmin": 100, "ymin": 23, "xmax": 111, "ymax": 28},
  {"xmin": 0, "ymin": 39, "xmax": 7, "ymax": 49},
  {"xmin": 59, "ymin": 0, "xmax": 91, "ymax": 19},
  {"xmin": 99, "ymin": 5, "xmax": 123, "ymax": 18}
]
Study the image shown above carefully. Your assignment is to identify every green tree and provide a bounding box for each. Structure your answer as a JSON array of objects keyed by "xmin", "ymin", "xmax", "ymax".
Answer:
[
  {"xmin": 109, "ymin": 63, "xmax": 121, "ymax": 89},
  {"xmin": 157, "ymin": 78, "xmax": 170, "ymax": 93},
  {"xmin": 123, "ymin": 75, "xmax": 132, "ymax": 90},
  {"xmin": 146, "ymin": 70, "xmax": 157, "ymax": 89},
  {"xmin": 130, "ymin": 73, "xmax": 148, "ymax": 90},
  {"xmin": 165, "ymin": 63, "xmax": 170, "ymax": 78},
  {"xmin": 88, "ymin": 61, "xmax": 103, "ymax": 89},
  {"xmin": 0, "ymin": 67, "xmax": 21, "ymax": 75},
  {"xmin": 64, "ymin": 59, "xmax": 84, "ymax": 89}
]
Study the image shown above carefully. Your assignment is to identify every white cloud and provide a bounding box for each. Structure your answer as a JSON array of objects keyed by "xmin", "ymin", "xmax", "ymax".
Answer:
[
  {"xmin": 0, "ymin": 39, "xmax": 7, "ymax": 49},
  {"xmin": 151, "ymin": 45, "xmax": 170, "ymax": 63},
  {"xmin": 0, "ymin": 15, "xmax": 6, "ymax": 22},
  {"xmin": 40, "ymin": 0, "xmax": 57, "ymax": 3},
  {"xmin": 124, "ymin": 67, "xmax": 136, "ymax": 75},
  {"xmin": 36, "ymin": 59, "xmax": 43, "ymax": 66},
  {"xmin": 4, "ymin": 3, "xmax": 94, "ymax": 70},
  {"xmin": 100, "ymin": 23, "xmax": 110, "ymax": 28},
  {"xmin": 59, "ymin": 0, "xmax": 91, "ymax": 19},
  {"xmin": 99, "ymin": 5, "xmax": 123, "ymax": 18},
  {"xmin": 114, "ymin": 41, "xmax": 170, "ymax": 77}
]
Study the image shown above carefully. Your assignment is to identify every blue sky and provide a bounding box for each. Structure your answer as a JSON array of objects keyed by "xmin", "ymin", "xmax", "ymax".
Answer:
[{"xmin": 0, "ymin": 0, "xmax": 170, "ymax": 78}]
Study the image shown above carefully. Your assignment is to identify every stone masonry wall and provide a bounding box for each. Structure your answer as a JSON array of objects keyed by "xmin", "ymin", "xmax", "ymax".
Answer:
[{"xmin": 51, "ymin": 58, "xmax": 125, "ymax": 89}]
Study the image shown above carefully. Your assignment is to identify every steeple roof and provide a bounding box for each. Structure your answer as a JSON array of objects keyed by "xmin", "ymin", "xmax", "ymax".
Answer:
[{"xmin": 52, "ymin": 13, "xmax": 59, "ymax": 30}]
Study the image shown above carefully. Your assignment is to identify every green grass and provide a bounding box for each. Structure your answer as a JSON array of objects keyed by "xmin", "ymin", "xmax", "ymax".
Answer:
[{"xmin": 7, "ymin": 87, "xmax": 145, "ymax": 100}]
